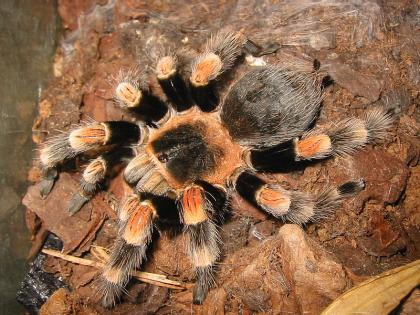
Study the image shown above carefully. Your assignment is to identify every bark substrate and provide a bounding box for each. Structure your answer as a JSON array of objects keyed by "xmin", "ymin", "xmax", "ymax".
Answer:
[{"xmin": 21, "ymin": 1, "xmax": 419, "ymax": 314}]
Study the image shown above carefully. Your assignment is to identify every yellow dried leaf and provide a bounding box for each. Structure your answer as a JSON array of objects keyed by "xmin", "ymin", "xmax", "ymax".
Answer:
[{"xmin": 322, "ymin": 259, "xmax": 420, "ymax": 315}]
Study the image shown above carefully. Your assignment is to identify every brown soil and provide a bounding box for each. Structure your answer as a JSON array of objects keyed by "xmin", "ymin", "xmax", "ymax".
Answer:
[{"xmin": 23, "ymin": 0, "xmax": 419, "ymax": 314}]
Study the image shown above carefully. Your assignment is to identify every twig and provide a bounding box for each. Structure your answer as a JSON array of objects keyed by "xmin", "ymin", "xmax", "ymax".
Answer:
[
  {"xmin": 42, "ymin": 248, "xmax": 104, "ymax": 268},
  {"xmin": 41, "ymin": 248, "xmax": 186, "ymax": 290},
  {"xmin": 90, "ymin": 246, "xmax": 169, "ymax": 281}
]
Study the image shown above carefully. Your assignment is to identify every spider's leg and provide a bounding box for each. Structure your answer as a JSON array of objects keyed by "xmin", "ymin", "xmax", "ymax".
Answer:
[
  {"xmin": 113, "ymin": 68, "xmax": 169, "ymax": 123},
  {"xmin": 98, "ymin": 193, "xmax": 158, "ymax": 308},
  {"xmin": 178, "ymin": 182, "xmax": 226, "ymax": 304},
  {"xmin": 243, "ymin": 38, "xmax": 280, "ymax": 57},
  {"xmin": 68, "ymin": 148, "xmax": 133, "ymax": 215},
  {"xmin": 155, "ymin": 53, "xmax": 193, "ymax": 112},
  {"xmin": 189, "ymin": 30, "xmax": 248, "ymax": 112},
  {"xmin": 232, "ymin": 169, "xmax": 364, "ymax": 225},
  {"xmin": 249, "ymin": 106, "xmax": 396, "ymax": 172},
  {"xmin": 39, "ymin": 121, "xmax": 143, "ymax": 197}
]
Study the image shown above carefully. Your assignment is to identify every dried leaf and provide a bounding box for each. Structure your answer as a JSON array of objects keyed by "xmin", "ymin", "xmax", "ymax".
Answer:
[{"xmin": 322, "ymin": 259, "xmax": 420, "ymax": 315}]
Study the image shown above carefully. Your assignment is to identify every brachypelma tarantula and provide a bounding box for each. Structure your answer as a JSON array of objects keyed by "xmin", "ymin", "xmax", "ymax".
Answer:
[{"xmin": 38, "ymin": 29, "xmax": 396, "ymax": 307}]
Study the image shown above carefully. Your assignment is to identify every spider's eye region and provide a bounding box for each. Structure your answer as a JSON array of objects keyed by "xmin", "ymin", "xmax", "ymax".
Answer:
[
  {"xmin": 150, "ymin": 123, "xmax": 221, "ymax": 183},
  {"xmin": 157, "ymin": 152, "xmax": 170, "ymax": 163}
]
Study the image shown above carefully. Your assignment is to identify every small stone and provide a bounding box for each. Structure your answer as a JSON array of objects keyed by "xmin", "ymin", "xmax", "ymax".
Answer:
[{"xmin": 325, "ymin": 62, "xmax": 382, "ymax": 102}]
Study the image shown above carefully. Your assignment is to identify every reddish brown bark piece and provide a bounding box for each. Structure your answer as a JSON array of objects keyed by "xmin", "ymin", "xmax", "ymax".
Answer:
[
  {"xmin": 57, "ymin": 0, "xmax": 98, "ymax": 31},
  {"xmin": 217, "ymin": 224, "xmax": 350, "ymax": 314},
  {"xmin": 40, "ymin": 287, "xmax": 99, "ymax": 315},
  {"xmin": 357, "ymin": 212, "xmax": 406, "ymax": 257},
  {"xmin": 22, "ymin": 173, "xmax": 108, "ymax": 253},
  {"xmin": 279, "ymin": 225, "xmax": 351, "ymax": 314},
  {"xmin": 352, "ymin": 149, "xmax": 409, "ymax": 205},
  {"xmin": 325, "ymin": 62, "xmax": 382, "ymax": 102}
]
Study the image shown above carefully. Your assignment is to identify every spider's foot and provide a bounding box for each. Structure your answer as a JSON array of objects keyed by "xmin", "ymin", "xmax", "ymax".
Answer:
[
  {"xmin": 101, "ymin": 296, "xmax": 114, "ymax": 309},
  {"xmin": 338, "ymin": 179, "xmax": 365, "ymax": 196},
  {"xmin": 68, "ymin": 192, "xmax": 90, "ymax": 215},
  {"xmin": 39, "ymin": 168, "xmax": 58, "ymax": 198},
  {"xmin": 39, "ymin": 179, "xmax": 55, "ymax": 198},
  {"xmin": 192, "ymin": 282, "xmax": 209, "ymax": 305},
  {"xmin": 244, "ymin": 39, "xmax": 280, "ymax": 57},
  {"xmin": 101, "ymin": 291, "xmax": 120, "ymax": 310}
]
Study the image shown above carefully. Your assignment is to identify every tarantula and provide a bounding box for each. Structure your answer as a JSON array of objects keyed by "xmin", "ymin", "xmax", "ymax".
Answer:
[{"xmin": 38, "ymin": 30, "xmax": 395, "ymax": 307}]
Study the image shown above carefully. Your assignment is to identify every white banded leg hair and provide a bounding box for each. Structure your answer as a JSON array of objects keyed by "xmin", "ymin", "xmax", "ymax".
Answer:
[
  {"xmin": 233, "ymin": 169, "xmax": 364, "ymax": 224},
  {"xmin": 249, "ymin": 105, "xmax": 396, "ymax": 170},
  {"xmin": 38, "ymin": 121, "xmax": 141, "ymax": 197},
  {"xmin": 112, "ymin": 67, "xmax": 169, "ymax": 123},
  {"xmin": 98, "ymin": 193, "xmax": 157, "ymax": 308},
  {"xmin": 178, "ymin": 184, "xmax": 222, "ymax": 304},
  {"xmin": 155, "ymin": 50, "xmax": 193, "ymax": 112},
  {"xmin": 189, "ymin": 29, "xmax": 247, "ymax": 111},
  {"xmin": 295, "ymin": 105, "xmax": 396, "ymax": 160}
]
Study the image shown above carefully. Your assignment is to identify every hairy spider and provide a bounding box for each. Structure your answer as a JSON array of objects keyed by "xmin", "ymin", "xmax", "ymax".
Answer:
[{"xmin": 37, "ymin": 29, "xmax": 396, "ymax": 307}]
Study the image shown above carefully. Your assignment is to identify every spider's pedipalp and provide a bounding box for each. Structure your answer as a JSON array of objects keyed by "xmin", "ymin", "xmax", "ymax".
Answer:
[
  {"xmin": 99, "ymin": 196, "xmax": 157, "ymax": 308},
  {"xmin": 190, "ymin": 30, "xmax": 247, "ymax": 111},
  {"xmin": 233, "ymin": 170, "xmax": 364, "ymax": 224},
  {"xmin": 135, "ymin": 166, "xmax": 170, "ymax": 196},
  {"xmin": 38, "ymin": 167, "xmax": 58, "ymax": 197},
  {"xmin": 156, "ymin": 54, "xmax": 193, "ymax": 112},
  {"xmin": 124, "ymin": 147, "xmax": 171, "ymax": 196},
  {"xmin": 118, "ymin": 194, "xmax": 141, "ymax": 224},
  {"xmin": 68, "ymin": 156, "xmax": 107, "ymax": 215},
  {"xmin": 81, "ymin": 156, "xmax": 108, "ymax": 191},
  {"xmin": 124, "ymin": 151, "xmax": 154, "ymax": 185},
  {"xmin": 178, "ymin": 184, "xmax": 225, "ymax": 304},
  {"xmin": 68, "ymin": 148, "xmax": 134, "ymax": 215}
]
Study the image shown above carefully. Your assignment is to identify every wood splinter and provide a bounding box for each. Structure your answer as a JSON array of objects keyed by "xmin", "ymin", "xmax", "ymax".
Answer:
[{"xmin": 41, "ymin": 248, "xmax": 187, "ymax": 290}]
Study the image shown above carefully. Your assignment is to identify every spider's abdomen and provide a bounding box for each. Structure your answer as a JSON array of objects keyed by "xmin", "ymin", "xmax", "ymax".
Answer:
[
  {"xmin": 146, "ymin": 108, "xmax": 243, "ymax": 188},
  {"xmin": 220, "ymin": 66, "xmax": 322, "ymax": 149}
]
